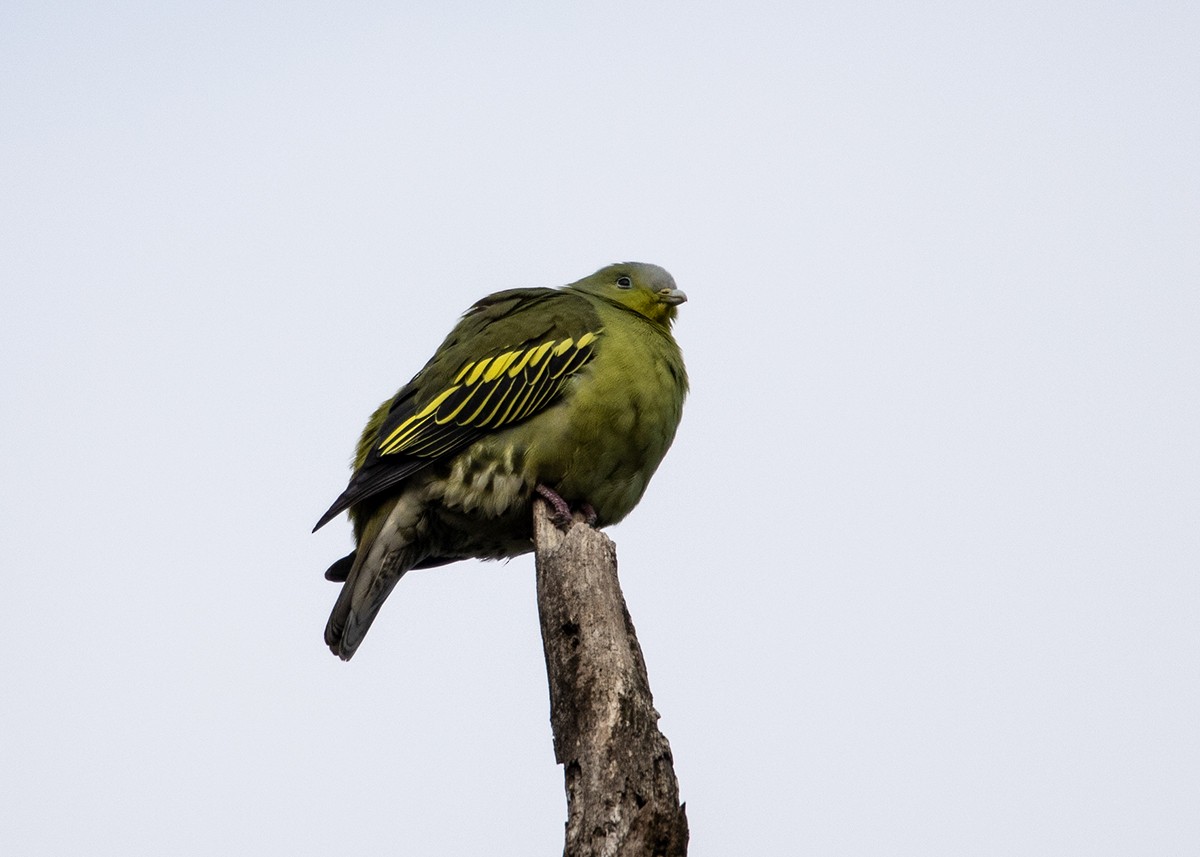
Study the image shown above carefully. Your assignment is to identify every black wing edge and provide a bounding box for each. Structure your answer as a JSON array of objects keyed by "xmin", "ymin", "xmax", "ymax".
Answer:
[{"xmin": 311, "ymin": 457, "xmax": 433, "ymax": 533}]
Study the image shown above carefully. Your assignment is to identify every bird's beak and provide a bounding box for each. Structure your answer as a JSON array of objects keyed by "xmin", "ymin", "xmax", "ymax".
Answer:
[{"xmin": 658, "ymin": 288, "xmax": 688, "ymax": 306}]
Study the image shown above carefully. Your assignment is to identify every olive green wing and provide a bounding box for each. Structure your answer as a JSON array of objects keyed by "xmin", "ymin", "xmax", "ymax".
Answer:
[{"xmin": 313, "ymin": 288, "xmax": 602, "ymax": 531}]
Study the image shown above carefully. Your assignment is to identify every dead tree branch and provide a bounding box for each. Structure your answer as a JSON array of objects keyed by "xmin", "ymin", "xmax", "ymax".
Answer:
[{"xmin": 533, "ymin": 500, "xmax": 689, "ymax": 857}]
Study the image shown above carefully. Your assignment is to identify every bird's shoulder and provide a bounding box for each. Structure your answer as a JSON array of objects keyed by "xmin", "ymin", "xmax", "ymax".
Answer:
[
  {"xmin": 367, "ymin": 287, "xmax": 606, "ymax": 455},
  {"xmin": 396, "ymin": 288, "xmax": 599, "ymax": 396}
]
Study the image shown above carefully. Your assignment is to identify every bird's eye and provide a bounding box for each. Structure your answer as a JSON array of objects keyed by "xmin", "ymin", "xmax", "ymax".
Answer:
[{"xmin": 616, "ymin": 276, "xmax": 633, "ymax": 289}]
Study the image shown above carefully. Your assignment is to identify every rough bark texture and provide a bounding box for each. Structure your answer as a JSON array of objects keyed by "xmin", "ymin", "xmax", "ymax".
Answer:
[{"xmin": 533, "ymin": 500, "xmax": 689, "ymax": 857}]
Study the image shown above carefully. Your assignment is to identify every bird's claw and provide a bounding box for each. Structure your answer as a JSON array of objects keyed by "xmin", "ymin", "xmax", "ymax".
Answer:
[{"xmin": 535, "ymin": 484, "xmax": 586, "ymax": 531}]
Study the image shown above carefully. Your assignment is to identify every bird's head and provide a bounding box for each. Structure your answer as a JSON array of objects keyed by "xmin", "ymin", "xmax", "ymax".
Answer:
[{"xmin": 567, "ymin": 262, "xmax": 687, "ymax": 328}]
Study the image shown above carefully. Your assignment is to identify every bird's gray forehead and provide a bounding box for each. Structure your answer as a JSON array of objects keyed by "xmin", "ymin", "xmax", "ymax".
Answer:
[{"xmin": 612, "ymin": 261, "xmax": 675, "ymax": 287}]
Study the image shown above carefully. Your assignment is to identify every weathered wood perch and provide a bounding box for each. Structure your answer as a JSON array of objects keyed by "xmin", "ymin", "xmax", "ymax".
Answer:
[{"xmin": 532, "ymin": 500, "xmax": 689, "ymax": 857}]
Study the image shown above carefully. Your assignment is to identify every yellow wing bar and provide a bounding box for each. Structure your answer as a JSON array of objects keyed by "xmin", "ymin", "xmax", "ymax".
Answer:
[{"xmin": 377, "ymin": 331, "xmax": 601, "ymax": 457}]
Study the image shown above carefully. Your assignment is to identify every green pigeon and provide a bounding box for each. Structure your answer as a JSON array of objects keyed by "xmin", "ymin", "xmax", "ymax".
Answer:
[{"xmin": 314, "ymin": 262, "xmax": 688, "ymax": 660}]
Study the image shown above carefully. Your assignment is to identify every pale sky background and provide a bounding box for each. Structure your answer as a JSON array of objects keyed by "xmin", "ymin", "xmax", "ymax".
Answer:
[{"xmin": 2, "ymin": 2, "xmax": 1198, "ymax": 855}]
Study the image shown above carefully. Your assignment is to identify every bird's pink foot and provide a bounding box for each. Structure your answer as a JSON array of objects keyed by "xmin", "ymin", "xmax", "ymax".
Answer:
[{"xmin": 535, "ymin": 484, "xmax": 577, "ymax": 530}]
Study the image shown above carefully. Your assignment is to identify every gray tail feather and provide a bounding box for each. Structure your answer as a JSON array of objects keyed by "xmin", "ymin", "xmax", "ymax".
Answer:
[{"xmin": 324, "ymin": 547, "xmax": 413, "ymax": 661}]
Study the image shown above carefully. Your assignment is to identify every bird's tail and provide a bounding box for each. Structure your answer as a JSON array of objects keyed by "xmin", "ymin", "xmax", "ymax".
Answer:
[{"xmin": 324, "ymin": 510, "xmax": 418, "ymax": 661}]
